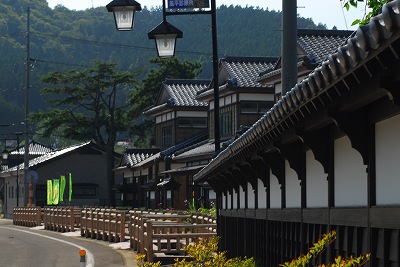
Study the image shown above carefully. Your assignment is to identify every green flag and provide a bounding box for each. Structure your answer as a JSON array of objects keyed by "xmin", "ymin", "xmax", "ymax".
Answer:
[
  {"xmin": 68, "ymin": 173, "xmax": 72, "ymax": 202},
  {"xmin": 47, "ymin": 180, "xmax": 53, "ymax": 205},
  {"xmin": 53, "ymin": 179, "xmax": 59, "ymax": 205},
  {"xmin": 60, "ymin": 175, "xmax": 66, "ymax": 202}
]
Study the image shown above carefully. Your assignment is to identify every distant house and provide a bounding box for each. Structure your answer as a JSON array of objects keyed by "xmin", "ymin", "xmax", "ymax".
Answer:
[
  {"xmin": 0, "ymin": 141, "xmax": 52, "ymax": 216},
  {"xmin": 194, "ymin": 1, "xmax": 400, "ymax": 266},
  {"xmin": 115, "ymin": 79, "xmax": 210, "ymax": 210},
  {"xmin": 0, "ymin": 141, "xmax": 120, "ymax": 218}
]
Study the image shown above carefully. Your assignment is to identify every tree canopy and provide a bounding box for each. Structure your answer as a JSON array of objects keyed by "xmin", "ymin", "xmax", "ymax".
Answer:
[{"xmin": 31, "ymin": 61, "xmax": 140, "ymax": 206}]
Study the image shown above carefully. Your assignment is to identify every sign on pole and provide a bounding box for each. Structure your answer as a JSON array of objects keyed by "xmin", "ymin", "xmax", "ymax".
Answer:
[{"xmin": 167, "ymin": 0, "xmax": 209, "ymax": 9}]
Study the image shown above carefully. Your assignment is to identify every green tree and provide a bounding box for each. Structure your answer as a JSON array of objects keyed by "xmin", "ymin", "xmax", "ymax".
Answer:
[
  {"xmin": 128, "ymin": 57, "xmax": 202, "ymax": 147},
  {"xmin": 31, "ymin": 61, "xmax": 139, "ymax": 206},
  {"xmin": 342, "ymin": 0, "xmax": 392, "ymax": 26}
]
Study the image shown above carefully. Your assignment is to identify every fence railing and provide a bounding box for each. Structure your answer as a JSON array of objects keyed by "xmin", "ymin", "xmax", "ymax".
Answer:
[{"xmin": 12, "ymin": 207, "xmax": 217, "ymax": 262}]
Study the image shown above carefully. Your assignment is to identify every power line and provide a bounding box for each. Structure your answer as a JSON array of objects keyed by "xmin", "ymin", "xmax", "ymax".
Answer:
[{"xmin": 30, "ymin": 31, "xmax": 212, "ymax": 57}]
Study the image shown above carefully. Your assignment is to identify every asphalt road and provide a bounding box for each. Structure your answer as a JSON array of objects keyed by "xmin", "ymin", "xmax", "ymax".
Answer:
[{"xmin": 0, "ymin": 219, "xmax": 136, "ymax": 267}]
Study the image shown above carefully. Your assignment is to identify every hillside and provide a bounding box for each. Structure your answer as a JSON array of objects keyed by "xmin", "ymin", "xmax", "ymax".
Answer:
[{"xmin": 0, "ymin": 0, "xmax": 323, "ymax": 135}]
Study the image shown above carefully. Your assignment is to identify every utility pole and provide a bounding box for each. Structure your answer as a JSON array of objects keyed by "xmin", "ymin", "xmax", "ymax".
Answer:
[
  {"xmin": 281, "ymin": 0, "xmax": 297, "ymax": 95},
  {"xmin": 24, "ymin": 6, "xmax": 31, "ymax": 206}
]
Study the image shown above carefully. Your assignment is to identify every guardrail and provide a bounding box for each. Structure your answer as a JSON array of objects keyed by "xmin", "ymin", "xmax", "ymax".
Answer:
[
  {"xmin": 127, "ymin": 209, "xmax": 217, "ymax": 262},
  {"xmin": 13, "ymin": 207, "xmax": 42, "ymax": 227},
  {"xmin": 80, "ymin": 208, "xmax": 127, "ymax": 243},
  {"xmin": 12, "ymin": 207, "xmax": 217, "ymax": 262},
  {"xmin": 43, "ymin": 206, "xmax": 80, "ymax": 232}
]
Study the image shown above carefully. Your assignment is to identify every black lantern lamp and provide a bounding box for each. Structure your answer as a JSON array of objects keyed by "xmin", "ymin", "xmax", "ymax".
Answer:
[
  {"xmin": 148, "ymin": 21, "xmax": 183, "ymax": 58},
  {"xmin": 106, "ymin": 0, "xmax": 142, "ymax": 31}
]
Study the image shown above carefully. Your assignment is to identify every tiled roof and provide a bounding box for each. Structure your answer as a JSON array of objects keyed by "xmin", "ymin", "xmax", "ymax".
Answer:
[
  {"xmin": 9, "ymin": 141, "xmax": 53, "ymax": 156},
  {"xmin": 258, "ymin": 29, "xmax": 353, "ymax": 80},
  {"xmin": 1, "ymin": 142, "xmax": 100, "ymax": 173},
  {"xmin": 145, "ymin": 79, "xmax": 210, "ymax": 115},
  {"xmin": 297, "ymin": 29, "xmax": 353, "ymax": 63},
  {"xmin": 172, "ymin": 141, "xmax": 216, "ymax": 161},
  {"xmin": 123, "ymin": 148, "xmax": 160, "ymax": 167},
  {"xmin": 193, "ymin": 0, "xmax": 400, "ymax": 182},
  {"xmin": 160, "ymin": 131, "xmax": 208, "ymax": 158},
  {"xmin": 221, "ymin": 56, "xmax": 278, "ymax": 87},
  {"xmin": 164, "ymin": 79, "xmax": 210, "ymax": 107}
]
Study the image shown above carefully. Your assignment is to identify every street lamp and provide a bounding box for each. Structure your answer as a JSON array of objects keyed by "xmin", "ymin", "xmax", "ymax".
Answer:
[
  {"xmin": 106, "ymin": 0, "xmax": 142, "ymax": 31},
  {"xmin": 1, "ymin": 147, "xmax": 8, "ymax": 169},
  {"xmin": 148, "ymin": 21, "xmax": 183, "ymax": 58},
  {"xmin": 106, "ymin": 0, "xmax": 220, "ymax": 151}
]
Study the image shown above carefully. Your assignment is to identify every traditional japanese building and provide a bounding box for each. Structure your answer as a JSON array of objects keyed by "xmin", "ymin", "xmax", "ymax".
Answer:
[{"xmin": 194, "ymin": 1, "xmax": 400, "ymax": 266}]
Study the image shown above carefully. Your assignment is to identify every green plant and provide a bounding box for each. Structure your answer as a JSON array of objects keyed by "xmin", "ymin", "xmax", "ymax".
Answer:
[
  {"xmin": 342, "ymin": 0, "xmax": 392, "ymax": 26},
  {"xmin": 279, "ymin": 231, "xmax": 370, "ymax": 267},
  {"xmin": 138, "ymin": 237, "xmax": 256, "ymax": 267}
]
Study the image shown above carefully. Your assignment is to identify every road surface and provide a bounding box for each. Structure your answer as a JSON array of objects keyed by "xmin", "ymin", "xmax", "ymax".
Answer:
[{"xmin": 0, "ymin": 219, "xmax": 135, "ymax": 267}]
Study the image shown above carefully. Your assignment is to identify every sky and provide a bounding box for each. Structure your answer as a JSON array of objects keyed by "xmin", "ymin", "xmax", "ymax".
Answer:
[{"xmin": 46, "ymin": 0, "xmax": 370, "ymax": 31}]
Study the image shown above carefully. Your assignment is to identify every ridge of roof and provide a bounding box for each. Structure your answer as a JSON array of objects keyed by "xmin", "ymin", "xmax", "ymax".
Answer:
[
  {"xmin": 163, "ymin": 79, "xmax": 211, "ymax": 85},
  {"xmin": 297, "ymin": 28, "xmax": 354, "ymax": 37},
  {"xmin": 221, "ymin": 56, "xmax": 279, "ymax": 63}
]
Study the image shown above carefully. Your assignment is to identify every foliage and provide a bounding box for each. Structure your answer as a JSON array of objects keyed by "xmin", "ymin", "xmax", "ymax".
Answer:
[
  {"xmin": 30, "ymin": 61, "xmax": 139, "ymax": 206},
  {"xmin": 127, "ymin": 57, "xmax": 202, "ymax": 147},
  {"xmin": 136, "ymin": 237, "xmax": 256, "ymax": 267},
  {"xmin": 342, "ymin": 0, "xmax": 392, "ymax": 26},
  {"xmin": 0, "ymin": 1, "xmax": 320, "ymax": 138},
  {"xmin": 279, "ymin": 231, "xmax": 370, "ymax": 267}
]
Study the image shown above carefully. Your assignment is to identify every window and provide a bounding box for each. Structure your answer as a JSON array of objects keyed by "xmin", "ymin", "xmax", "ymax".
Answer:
[
  {"xmin": 162, "ymin": 126, "xmax": 172, "ymax": 147},
  {"xmin": 220, "ymin": 111, "xmax": 232, "ymax": 138},
  {"xmin": 73, "ymin": 187, "xmax": 96, "ymax": 197},
  {"xmin": 177, "ymin": 117, "xmax": 207, "ymax": 128},
  {"xmin": 241, "ymin": 101, "xmax": 274, "ymax": 114}
]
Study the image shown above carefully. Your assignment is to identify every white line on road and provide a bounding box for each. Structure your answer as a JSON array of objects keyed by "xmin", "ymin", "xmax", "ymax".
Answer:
[{"xmin": 0, "ymin": 226, "xmax": 95, "ymax": 267}]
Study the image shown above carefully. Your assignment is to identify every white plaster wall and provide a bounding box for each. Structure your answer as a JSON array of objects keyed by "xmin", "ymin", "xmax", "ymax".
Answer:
[
  {"xmin": 227, "ymin": 191, "xmax": 232, "ymax": 209},
  {"xmin": 248, "ymin": 182, "xmax": 255, "ymax": 209},
  {"xmin": 376, "ymin": 114, "xmax": 400, "ymax": 205},
  {"xmin": 334, "ymin": 136, "xmax": 367, "ymax": 207},
  {"xmin": 222, "ymin": 192, "xmax": 227, "ymax": 209},
  {"xmin": 233, "ymin": 191, "xmax": 238, "ymax": 209},
  {"xmin": 239, "ymin": 93, "xmax": 274, "ymax": 101},
  {"xmin": 270, "ymin": 171, "xmax": 281, "ymax": 208},
  {"xmin": 240, "ymin": 186, "xmax": 246, "ymax": 209},
  {"xmin": 258, "ymin": 178, "xmax": 267, "ymax": 209},
  {"xmin": 306, "ymin": 150, "xmax": 328, "ymax": 208},
  {"xmin": 285, "ymin": 160, "xmax": 301, "ymax": 208},
  {"xmin": 176, "ymin": 111, "xmax": 207, "ymax": 117}
]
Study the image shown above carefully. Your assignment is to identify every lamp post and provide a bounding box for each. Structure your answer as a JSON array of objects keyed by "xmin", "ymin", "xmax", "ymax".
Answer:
[{"xmin": 106, "ymin": 0, "xmax": 220, "ymax": 151}]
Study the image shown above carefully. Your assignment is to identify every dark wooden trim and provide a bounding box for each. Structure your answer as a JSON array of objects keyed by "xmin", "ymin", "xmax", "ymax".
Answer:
[
  {"xmin": 370, "ymin": 206, "xmax": 400, "ymax": 228},
  {"xmin": 303, "ymin": 208, "xmax": 329, "ymax": 224},
  {"xmin": 330, "ymin": 208, "xmax": 368, "ymax": 227}
]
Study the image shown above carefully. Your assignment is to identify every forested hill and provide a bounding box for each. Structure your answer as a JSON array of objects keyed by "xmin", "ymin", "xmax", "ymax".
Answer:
[{"xmin": 0, "ymin": 0, "xmax": 324, "ymax": 133}]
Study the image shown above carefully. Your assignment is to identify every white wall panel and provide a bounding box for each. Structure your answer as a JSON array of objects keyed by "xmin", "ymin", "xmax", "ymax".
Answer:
[
  {"xmin": 306, "ymin": 150, "xmax": 328, "ymax": 207},
  {"xmin": 248, "ymin": 182, "xmax": 256, "ymax": 209},
  {"xmin": 240, "ymin": 186, "xmax": 246, "ymax": 209},
  {"xmin": 376, "ymin": 114, "xmax": 400, "ymax": 205},
  {"xmin": 270, "ymin": 170, "xmax": 281, "ymax": 209},
  {"xmin": 239, "ymin": 93, "xmax": 274, "ymax": 101},
  {"xmin": 334, "ymin": 136, "xmax": 367, "ymax": 207},
  {"xmin": 258, "ymin": 178, "xmax": 266, "ymax": 208},
  {"xmin": 285, "ymin": 161, "xmax": 301, "ymax": 208},
  {"xmin": 233, "ymin": 191, "xmax": 238, "ymax": 209}
]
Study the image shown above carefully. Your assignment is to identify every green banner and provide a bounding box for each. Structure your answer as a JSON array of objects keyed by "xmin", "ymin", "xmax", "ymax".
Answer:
[
  {"xmin": 60, "ymin": 175, "xmax": 66, "ymax": 202},
  {"xmin": 53, "ymin": 179, "xmax": 59, "ymax": 205},
  {"xmin": 47, "ymin": 180, "xmax": 53, "ymax": 205},
  {"xmin": 68, "ymin": 173, "xmax": 72, "ymax": 202}
]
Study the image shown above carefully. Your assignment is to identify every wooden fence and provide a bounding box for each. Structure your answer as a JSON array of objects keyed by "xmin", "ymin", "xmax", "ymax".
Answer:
[
  {"xmin": 12, "ymin": 207, "xmax": 217, "ymax": 262},
  {"xmin": 13, "ymin": 207, "xmax": 42, "ymax": 227}
]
